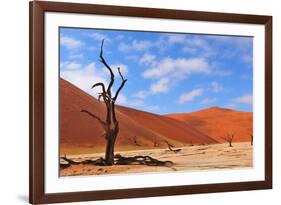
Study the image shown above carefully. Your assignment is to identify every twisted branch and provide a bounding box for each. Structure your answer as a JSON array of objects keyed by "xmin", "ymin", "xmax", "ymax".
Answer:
[
  {"xmin": 99, "ymin": 39, "xmax": 114, "ymax": 95},
  {"xmin": 80, "ymin": 110, "xmax": 107, "ymax": 130}
]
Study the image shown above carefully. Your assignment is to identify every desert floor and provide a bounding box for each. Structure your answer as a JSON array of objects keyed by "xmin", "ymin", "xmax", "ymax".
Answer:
[{"xmin": 60, "ymin": 142, "xmax": 253, "ymax": 177}]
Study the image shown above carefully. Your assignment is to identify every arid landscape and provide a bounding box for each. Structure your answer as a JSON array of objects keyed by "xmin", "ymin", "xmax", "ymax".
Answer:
[
  {"xmin": 59, "ymin": 78, "xmax": 253, "ymax": 177},
  {"xmin": 60, "ymin": 142, "xmax": 252, "ymax": 176}
]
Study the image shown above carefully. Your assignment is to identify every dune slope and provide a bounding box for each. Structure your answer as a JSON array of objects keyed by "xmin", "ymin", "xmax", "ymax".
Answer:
[
  {"xmin": 60, "ymin": 78, "xmax": 217, "ymax": 154},
  {"xmin": 165, "ymin": 107, "xmax": 253, "ymax": 143}
]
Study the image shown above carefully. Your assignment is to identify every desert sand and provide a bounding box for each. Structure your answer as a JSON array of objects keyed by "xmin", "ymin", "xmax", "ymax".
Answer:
[{"xmin": 60, "ymin": 142, "xmax": 253, "ymax": 177}]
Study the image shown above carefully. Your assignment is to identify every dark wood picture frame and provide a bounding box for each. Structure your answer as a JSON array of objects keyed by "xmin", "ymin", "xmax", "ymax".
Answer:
[{"xmin": 29, "ymin": 1, "xmax": 272, "ymax": 204}]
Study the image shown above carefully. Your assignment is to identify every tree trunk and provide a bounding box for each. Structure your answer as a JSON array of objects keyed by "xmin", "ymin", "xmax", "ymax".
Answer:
[
  {"xmin": 251, "ymin": 134, "xmax": 253, "ymax": 146},
  {"xmin": 105, "ymin": 127, "xmax": 118, "ymax": 165}
]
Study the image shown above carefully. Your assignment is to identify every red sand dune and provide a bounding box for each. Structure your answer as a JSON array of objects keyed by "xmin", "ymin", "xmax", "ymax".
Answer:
[
  {"xmin": 165, "ymin": 107, "xmax": 253, "ymax": 143},
  {"xmin": 60, "ymin": 78, "xmax": 217, "ymax": 154}
]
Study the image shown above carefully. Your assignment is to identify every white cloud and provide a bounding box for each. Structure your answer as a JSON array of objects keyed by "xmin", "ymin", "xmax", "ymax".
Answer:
[
  {"xmin": 61, "ymin": 61, "xmax": 129, "ymax": 98},
  {"xmin": 150, "ymin": 78, "xmax": 170, "ymax": 94},
  {"xmin": 177, "ymin": 88, "xmax": 204, "ymax": 104},
  {"xmin": 118, "ymin": 40, "xmax": 153, "ymax": 52},
  {"xmin": 89, "ymin": 32, "xmax": 110, "ymax": 42},
  {"xmin": 133, "ymin": 90, "xmax": 149, "ymax": 99},
  {"xmin": 137, "ymin": 57, "xmax": 209, "ymax": 99},
  {"xmin": 118, "ymin": 42, "xmax": 131, "ymax": 52},
  {"xmin": 61, "ymin": 36, "xmax": 83, "ymax": 49},
  {"xmin": 69, "ymin": 53, "xmax": 84, "ymax": 59},
  {"xmin": 208, "ymin": 62, "xmax": 232, "ymax": 77},
  {"xmin": 143, "ymin": 57, "xmax": 209, "ymax": 79},
  {"xmin": 132, "ymin": 40, "xmax": 152, "ymax": 51},
  {"xmin": 61, "ymin": 62, "xmax": 108, "ymax": 97},
  {"xmin": 116, "ymin": 95, "xmax": 158, "ymax": 112},
  {"xmin": 183, "ymin": 37, "xmax": 216, "ymax": 57},
  {"xmin": 116, "ymin": 94, "xmax": 127, "ymax": 104},
  {"xmin": 207, "ymin": 35, "xmax": 253, "ymax": 61},
  {"xmin": 199, "ymin": 98, "xmax": 217, "ymax": 105},
  {"xmin": 235, "ymin": 94, "xmax": 253, "ymax": 104},
  {"xmin": 166, "ymin": 34, "xmax": 186, "ymax": 44},
  {"xmin": 223, "ymin": 93, "xmax": 252, "ymax": 110},
  {"xmin": 208, "ymin": 69, "xmax": 232, "ymax": 77},
  {"xmin": 224, "ymin": 103, "xmax": 237, "ymax": 109},
  {"xmin": 61, "ymin": 61, "xmax": 82, "ymax": 70},
  {"xmin": 139, "ymin": 53, "xmax": 156, "ymax": 65},
  {"xmin": 133, "ymin": 78, "xmax": 170, "ymax": 99},
  {"xmin": 211, "ymin": 81, "xmax": 223, "ymax": 93},
  {"xmin": 182, "ymin": 46, "xmax": 197, "ymax": 54}
]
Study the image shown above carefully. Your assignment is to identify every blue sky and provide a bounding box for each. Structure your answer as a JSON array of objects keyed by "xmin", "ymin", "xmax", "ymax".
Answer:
[{"xmin": 60, "ymin": 27, "xmax": 253, "ymax": 114}]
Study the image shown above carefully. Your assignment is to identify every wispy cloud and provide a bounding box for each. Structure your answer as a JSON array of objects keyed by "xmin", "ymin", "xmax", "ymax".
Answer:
[
  {"xmin": 133, "ymin": 78, "xmax": 170, "ymax": 99},
  {"xmin": 61, "ymin": 36, "xmax": 83, "ymax": 49},
  {"xmin": 117, "ymin": 94, "xmax": 158, "ymax": 112},
  {"xmin": 143, "ymin": 57, "xmax": 209, "ymax": 79},
  {"xmin": 61, "ymin": 62, "xmax": 108, "ymax": 97},
  {"xmin": 166, "ymin": 34, "xmax": 186, "ymax": 44},
  {"xmin": 150, "ymin": 78, "xmax": 170, "ymax": 94},
  {"xmin": 69, "ymin": 53, "xmax": 84, "ymax": 60},
  {"xmin": 118, "ymin": 40, "xmax": 154, "ymax": 52},
  {"xmin": 235, "ymin": 94, "xmax": 253, "ymax": 104},
  {"xmin": 211, "ymin": 81, "xmax": 223, "ymax": 93},
  {"xmin": 61, "ymin": 61, "xmax": 82, "ymax": 70},
  {"xmin": 135, "ymin": 57, "xmax": 209, "ymax": 99},
  {"xmin": 223, "ymin": 93, "xmax": 252, "ymax": 110},
  {"xmin": 88, "ymin": 32, "xmax": 111, "ymax": 42},
  {"xmin": 224, "ymin": 103, "xmax": 237, "ymax": 109},
  {"xmin": 139, "ymin": 53, "xmax": 156, "ymax": 65},
  {"xmin": 177, "ymin": 88, "xmax": 204, "ymax": 104},
  {"xmin": 133, "ymin": 91, "xmax": 148, "ymax": 99},
  {"xmin": 199, "ymin": 98, "xmax": 217, "ymax": 105}
]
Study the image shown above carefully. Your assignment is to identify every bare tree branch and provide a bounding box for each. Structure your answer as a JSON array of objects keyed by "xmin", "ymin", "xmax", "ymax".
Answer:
[
  {"xmin": 80, "ymin": 109, "xmax": 107, "ymax": 130},
  {"xmin": 113, "ymin": 67, "xmax": 127, "ymax": 101},
  {"xmin": 99, "ymin": 39, "xmax": 114, "ymax": 95},
  {"xmin": 117, "ymin": 67, "xmax": 125, "ymax": 81},
  {"xmin": 164, "ymin": 140, "xmax": 181, "ymax": 153},
  {"xmin": 92, "ymin": 82, "xmax": 106, "ymax": 94}
]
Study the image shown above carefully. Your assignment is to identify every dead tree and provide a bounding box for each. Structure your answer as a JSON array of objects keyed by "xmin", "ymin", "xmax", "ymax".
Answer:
[
  {"xmin": 64, "ymin": 40, "xmax": 175, "ymax": 169},
  {"xmin": 81, "ymin": 40, "xmax": 127, "ymax": 165},
  {"xmin": 164, "ymin": 140, "xmax": 181, "ymax": 153},
  {"xmin": 131, "ymin": 136, "xmax": 141, "ymax": 146},
  {"xmin": 222, "ymin": 133, "xmax": 235, "ymax": 147},
  {"xmin": 250, "ymin": 134, "xmax": 253, "ymax": 146}
]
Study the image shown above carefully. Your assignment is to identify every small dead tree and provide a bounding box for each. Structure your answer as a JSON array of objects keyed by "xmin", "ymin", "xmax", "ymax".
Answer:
[
  {"xmin": 250, "ymin": 134, "xmax": 253, "ymax": 146},
  {"xmin": 131, "ymin": 136, "xmax": 141, "ymax": 146},
  {"xmin": 222, "ymin": 133, "xmax": 235, "ymax": 147},
  {"xmin": 81, "ymin": 40, "xmax": 127, "ymax": 165},
  {"xmin": 164, "ymin": 140, "xmax": 181, "ymax": 153}
]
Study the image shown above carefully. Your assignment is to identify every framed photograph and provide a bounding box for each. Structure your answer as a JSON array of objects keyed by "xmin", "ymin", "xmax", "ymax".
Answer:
[{"xmin": 29, "ymin": 1, "xmax": 272, "ymax": 204}]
